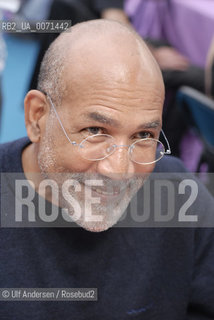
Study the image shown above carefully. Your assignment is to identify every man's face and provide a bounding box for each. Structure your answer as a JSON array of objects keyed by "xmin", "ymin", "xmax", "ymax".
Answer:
[{"xmin": 37, "ymin": 49, "xmax": 164, "ymax": 232}]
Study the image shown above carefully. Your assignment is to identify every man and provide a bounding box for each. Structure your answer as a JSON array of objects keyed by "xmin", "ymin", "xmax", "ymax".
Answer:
[{"xmin": 0, "ymin": 20, "xmax": 214, "ymax": 319}]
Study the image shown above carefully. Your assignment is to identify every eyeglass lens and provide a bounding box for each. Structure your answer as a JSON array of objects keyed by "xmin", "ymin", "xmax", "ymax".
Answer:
[{"xmin": 79, "ymin": 135, "xmax": 165, "ymax": 164}]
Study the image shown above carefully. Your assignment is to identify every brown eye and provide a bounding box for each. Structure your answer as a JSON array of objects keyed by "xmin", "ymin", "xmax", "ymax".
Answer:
[
  {"xmin": 85, "ymin": 127, "xmax": 103, "ymax": 135},
  {"xmin": 137, "ymin": 131, "xmax": 153, "ymax": 139}
]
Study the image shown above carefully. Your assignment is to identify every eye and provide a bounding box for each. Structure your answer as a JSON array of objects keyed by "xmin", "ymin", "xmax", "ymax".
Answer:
[
  {"xmin": 83, "ymin": 127, "xmax": 104, "ymax": 135},
  {"xmin": 136, "ymin": 131, "xmax": 154, "ymax": 139}
]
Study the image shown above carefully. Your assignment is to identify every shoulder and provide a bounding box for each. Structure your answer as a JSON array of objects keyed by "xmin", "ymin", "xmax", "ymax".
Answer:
[
  {"xmin": 154, "ymin": 155, "xmax": 188, "ymax": 173},
  {"xmin": 0, "ymin": 137, "xmax": 31, "ymax": 172},
  {"xmin": 154, "ymin": 156, "xmax": 214, "ymax": 226}
]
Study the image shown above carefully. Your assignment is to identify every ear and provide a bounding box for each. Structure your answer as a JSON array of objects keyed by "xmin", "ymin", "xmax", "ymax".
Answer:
[{"xmin": 24, "ymin": 90, "xmax": 49, "ymax": 143}]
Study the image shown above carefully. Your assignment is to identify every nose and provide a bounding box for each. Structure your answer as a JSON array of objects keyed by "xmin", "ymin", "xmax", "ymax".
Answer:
[{"xmin": 96, "ymin": 145, "xmax": 136, "ymax": 180}]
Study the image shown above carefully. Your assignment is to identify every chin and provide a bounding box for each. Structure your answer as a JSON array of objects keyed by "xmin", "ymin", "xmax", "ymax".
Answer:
[
  {"xmin": 84, "ymin": 218, "xmax": 122, "ymax": 232},
  {"xmin": 65, "ymin": 206, "xmax": 124, "ymax": 233},
  {"xmin": 73, "ymin": 215, "xmax": 119, "ymax": 233},
  {"xmin": 82, "ymin": 224, "xmax": 111, "ymax": 233}
]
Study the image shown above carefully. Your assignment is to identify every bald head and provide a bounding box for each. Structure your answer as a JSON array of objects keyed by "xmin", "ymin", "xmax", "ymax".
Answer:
[{"xmin": 37, "ymin": 19, "xmax": 164, "ymax": 107}]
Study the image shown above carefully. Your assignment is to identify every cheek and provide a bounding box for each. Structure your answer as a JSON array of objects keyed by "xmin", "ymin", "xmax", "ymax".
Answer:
[
  {"xmin": 52, "ymin": 140, "xmax": 97, "ymax": 173},
  {"xmin": 59, "ymin": 152, "xmax": 95, "ymax": 173},
  {"xmin": 39, "ymin": 128, "xmax": 95, "ymax": 173},
  {"xmin": 134, "ymin": 162, "xmax": 155, "ymax": 176}
]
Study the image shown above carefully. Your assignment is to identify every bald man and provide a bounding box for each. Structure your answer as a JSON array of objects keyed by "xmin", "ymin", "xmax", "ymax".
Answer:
[
  {"xmin": 23, "ymin": 19, "xmax": 165, "ymax": 232},
  {"xmin": 0, "ymin": 20, "xmax": 214, "ymax": 319}
]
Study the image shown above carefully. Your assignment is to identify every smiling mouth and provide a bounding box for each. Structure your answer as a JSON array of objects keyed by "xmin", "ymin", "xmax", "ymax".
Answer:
[
  {"xmin": 91, "ymin": 187, "xmax": 120, "ymax": 197},
  {"xmin": 83, "ymin": 183, "xmax": 128, "ymax": 198}
]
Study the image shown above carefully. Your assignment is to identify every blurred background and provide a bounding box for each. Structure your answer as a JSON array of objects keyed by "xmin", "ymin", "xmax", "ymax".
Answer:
[{"xmin": 0, "ymin": 0, "xmax": 214, "ymax": 189}]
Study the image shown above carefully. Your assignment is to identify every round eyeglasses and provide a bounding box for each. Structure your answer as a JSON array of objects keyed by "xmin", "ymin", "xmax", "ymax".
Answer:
[
  {"xmin": 45, "ymin": 93, "xmax": 171, "ymax": 165},
  {"xmin": 77, "ymin": 134, "xmax": 167, "ymax": 164}
]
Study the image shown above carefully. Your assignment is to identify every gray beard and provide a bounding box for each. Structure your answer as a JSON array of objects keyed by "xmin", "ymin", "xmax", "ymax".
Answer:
[
  {"xmin": 37, "ymin": 168, "xmax": 145, "ymax": 232},
  {"xmin": 37, "ymin": 130, "xmax": 146, "ymax": 232}
]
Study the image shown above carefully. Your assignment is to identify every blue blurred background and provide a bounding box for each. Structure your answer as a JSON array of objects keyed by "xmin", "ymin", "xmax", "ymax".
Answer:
[{"xmin": 0, "ymin": 34, "xmax": 39, "ymax": 143}]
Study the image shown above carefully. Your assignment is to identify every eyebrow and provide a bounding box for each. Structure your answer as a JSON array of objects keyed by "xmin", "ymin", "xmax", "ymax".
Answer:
[
  {"xmin": 82, "ymin": 111, "xmax": 161, "ymax": 130},
  {"xmin": 137, "ymin": 120, "xmax": 161, "ymax": 130},
  {"xmin": 83, "ymin": 112, "xmax": 120, "ymax": 127}
]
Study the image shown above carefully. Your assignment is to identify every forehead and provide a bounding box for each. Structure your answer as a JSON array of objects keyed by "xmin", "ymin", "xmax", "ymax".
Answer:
[
  {"xmin": 64, "ymin": 63, "xmax": 163, "ymax": 106},
  {"xmin": 60, "ymin": 85, "xmax": 163, "ymax": 136},
  {"xmin": 63, "ymin": 74, "xmax": 164, "ymax": 123}
]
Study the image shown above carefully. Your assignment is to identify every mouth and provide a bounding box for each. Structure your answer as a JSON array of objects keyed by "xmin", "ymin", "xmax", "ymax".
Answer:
[{"xmin": 83, "ymin": 183, "xmax": 128, "ymax": 200}]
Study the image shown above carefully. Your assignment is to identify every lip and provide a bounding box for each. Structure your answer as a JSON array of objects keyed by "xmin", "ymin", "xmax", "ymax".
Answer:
[{"xmin": 83, "ymin": 183, "xmax": 127, "ymax": 200}]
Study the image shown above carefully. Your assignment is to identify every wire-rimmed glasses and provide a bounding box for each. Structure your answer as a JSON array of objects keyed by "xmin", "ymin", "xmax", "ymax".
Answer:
[{"xmin": 45, "ymin": 93, "xmax": 171, "ymax": 165}]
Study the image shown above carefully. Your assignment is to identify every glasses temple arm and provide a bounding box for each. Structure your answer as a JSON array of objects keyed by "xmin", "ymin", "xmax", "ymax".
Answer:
[
  {"xmin": 161, "ymin": 129, "xmax": 171, "ymax": 154},
  {"xmin": 46, "ymin": 95, "xmax": 77, "ymax": 146}
]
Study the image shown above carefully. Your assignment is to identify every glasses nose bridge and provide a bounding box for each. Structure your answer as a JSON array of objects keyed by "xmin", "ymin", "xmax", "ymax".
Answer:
[
  {"xmin": 114, "ymin": 143, "xmax": 130, "ymax": 149},
  {"xmin": 108, "ymin": 142, "xmax": 133, "ymax": 161}
]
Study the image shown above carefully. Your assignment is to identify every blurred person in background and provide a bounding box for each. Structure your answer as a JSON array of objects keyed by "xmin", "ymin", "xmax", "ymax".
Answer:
[
  {"xmin": 16, "ymin": 0, "xmax": 53, "ymax": 21},
  {"xmin": 125, "ymin": 0, "xmax": 205, "ymax": 93}
]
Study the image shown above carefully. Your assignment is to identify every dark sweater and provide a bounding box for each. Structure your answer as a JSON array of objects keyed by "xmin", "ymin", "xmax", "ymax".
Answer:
[{"xmin": 0, "ymin": 138, "xmax": 214, "ymax": 320}]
